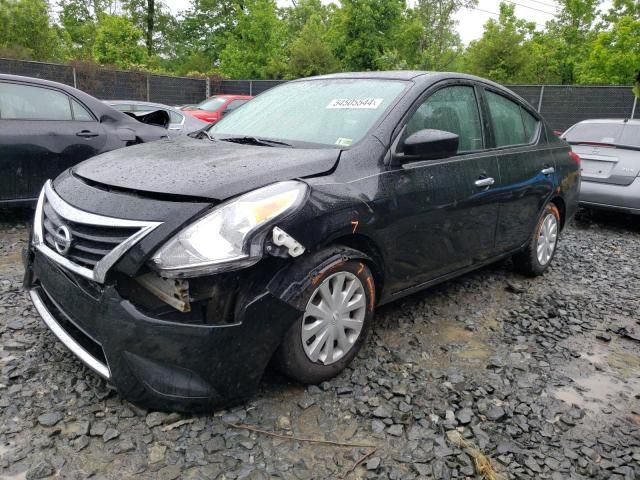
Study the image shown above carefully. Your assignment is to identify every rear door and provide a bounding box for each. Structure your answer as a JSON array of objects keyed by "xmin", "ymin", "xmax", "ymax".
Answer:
[
  {"xmin": 565, "ymin": 122, "xmax": 640, "ymax": 186},
  {"xmin": 482, "ymin": 88, "xmax": 556, "ymax": 253},
  {"xmin": 0, "ymin": 81, "xmax": 107, "ymax": 202}
]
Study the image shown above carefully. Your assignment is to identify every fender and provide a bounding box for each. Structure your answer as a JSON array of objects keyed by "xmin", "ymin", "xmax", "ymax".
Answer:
[{"xmin": 266, "ymin": 246, "xmax": 374, "ymax": 311}]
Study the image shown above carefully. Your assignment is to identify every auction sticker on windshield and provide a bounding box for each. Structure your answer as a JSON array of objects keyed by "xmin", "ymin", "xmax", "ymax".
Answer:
[{"xmin": 327, "ymin": 98, "xmax": 383, "ymax": 109}]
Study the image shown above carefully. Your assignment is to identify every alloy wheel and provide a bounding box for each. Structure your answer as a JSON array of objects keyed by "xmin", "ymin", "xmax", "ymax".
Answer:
[
  {"xmin": 536, "ymin": 212, "xmax": 558, "ymax": 266},
  {"xmin": 301, "ymin": 271, "xmax": 366, "ymax": 365}
]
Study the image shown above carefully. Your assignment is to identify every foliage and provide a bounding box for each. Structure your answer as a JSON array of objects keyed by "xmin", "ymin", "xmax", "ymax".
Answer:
[
  {"xmin": 0, "ymin": 0, "xmax": 635, "ymax": 85},
  {"xmin": 412, "ymin": 0, "xmax": 477, "ymax": 70},
  {"xmin": 218, "ymin": 0, "xmax": 287, "ymax": 79},
  {"xmin": 92, "ymin": 15, "xmax": 148, "ymax": 68},
  {"xmin": 0, "ymin": 0, "xmax": 64, "ymax": 60},
  {"xmin": 288, "ymin": 13, "xmax": 338, "ymax": 78},
  {"xmin": 575, "ymin": 14, "xmax": 640, "ymax": 85},
  {"xmin": 463, "ymin": 4, "xmax": 535, "ymax": 83},
  {"xmin": 329, "ymin": 0, "xmax": 404, "ymax": 71}
]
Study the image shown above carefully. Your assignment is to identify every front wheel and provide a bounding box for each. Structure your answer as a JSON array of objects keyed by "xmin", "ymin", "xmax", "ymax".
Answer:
[
  {"xmin": 513, "ymin": 203, "xmax": 561, "ymax": 277},
  {"xmin": 275, "ymin": 257, "xmax": 375, "ymax": 384}
]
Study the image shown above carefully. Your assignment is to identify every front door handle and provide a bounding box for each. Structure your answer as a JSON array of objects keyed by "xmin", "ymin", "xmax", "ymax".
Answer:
[
  {"xmin": 541, "ymin": 166, "xmax": 555, "ymax": 175},
  {"xmin": 474, "ymin": 177, "xmax": 495, "ymax": 188},
  {"xmin": 76, "ymin": 130, "xmax": 99, "ymax": 138}
]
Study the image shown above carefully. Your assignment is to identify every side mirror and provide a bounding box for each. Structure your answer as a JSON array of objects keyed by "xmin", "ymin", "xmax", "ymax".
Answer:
[{"xmin": 399, "ymin": 129, "xmax": 459, "ymax": 161}]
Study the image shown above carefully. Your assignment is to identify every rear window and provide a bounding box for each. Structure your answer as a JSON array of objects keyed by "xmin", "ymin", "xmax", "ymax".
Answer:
[
  {"xmin": 197, "ymin": 97, "xmax": 228, "ymax": 112},
  {"xmin": 565, "ymin": 122, "xmax": 640, "ymax": 148}
]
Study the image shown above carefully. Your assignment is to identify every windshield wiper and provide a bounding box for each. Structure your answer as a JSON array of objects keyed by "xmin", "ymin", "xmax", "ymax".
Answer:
[{"xmin": 219, "ymin": 136, "xmax": 293, "ymax": 147}]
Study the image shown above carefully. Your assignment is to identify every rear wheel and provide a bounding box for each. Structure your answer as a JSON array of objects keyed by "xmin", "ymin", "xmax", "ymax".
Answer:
[
  {"xmin": 513, "ymin": 203, "xmax": 560, "ymax": 277},
  {"xmin": 275, "ymin": 257, "xmax": 375, "ymax": 384}
]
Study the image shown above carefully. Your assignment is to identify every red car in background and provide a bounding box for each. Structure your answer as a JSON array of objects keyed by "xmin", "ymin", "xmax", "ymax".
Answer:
[{"xmin": 182, "ymin": 95, "xmax": 253, "ymax": 124}]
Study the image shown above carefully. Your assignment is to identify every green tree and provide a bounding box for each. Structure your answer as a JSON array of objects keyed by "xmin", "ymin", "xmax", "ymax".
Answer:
[
  {"xmin": 219, "ymin": 0, "xmax": 287, "ymax": 78},
  {"xmin": 0, "ymin": 0, "xmax": 63, "ymax": 60},
  {"xmin": 123, "ymin": 0, "xmax": 176, "ymax": 57},
  {"xmin": 412, "ymin": 0, "xmax": 477, "ymax": 70},
  {"xmin": 92, "ymin": 14, "xmax": 148, "ymax": 68},
  {"xmin": 175, "ymin": 0, "xmax": 240, "ymax": 74},
  {"xmin": 329, "ymin": 0, "xmax": 404, "ymax": 71},
  {"xmin": 463, "ymin": 3, "xmax": 535, "ymax": 83},
  {"xmin": 288, "ymin": 13, "xmax": 338, "ymax": 78},
  {"xmin": 575, "ymin": 14, "xmax": 640, "ymax": 84},
  {"xmin": 283, "ymin": 0, "xmax": 332, "ymax": 38},
  {"xmin": 545, "ymin": 0, "xmax": 601, "ymax": 83}
]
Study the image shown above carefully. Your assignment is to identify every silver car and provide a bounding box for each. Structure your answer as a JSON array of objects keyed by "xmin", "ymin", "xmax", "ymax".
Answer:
[
  {"xmin": 104, "ymin": 100, "xmax": 209, "ymax": 136},
  {"xmin": 563, "ymin": 119, "xmax": 640, "ymax": 214}
]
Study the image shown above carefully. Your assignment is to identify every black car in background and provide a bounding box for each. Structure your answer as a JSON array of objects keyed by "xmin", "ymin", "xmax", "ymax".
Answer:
[
  {"xmin": 0, "ymin": 74, "xmax": 168, "ymax": 206},
  {"xmin": 24, "ymin": 71, "xmax": 580, "ymax": 411}
]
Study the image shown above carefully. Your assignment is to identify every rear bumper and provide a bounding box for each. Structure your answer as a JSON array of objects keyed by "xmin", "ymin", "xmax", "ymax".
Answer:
[
  {"xmin": 579, "ymin": 178, "xmax": 640, "ymax": 214},
  {"xmin": 25, "ymin": 249, "xmax": 300, "ymax": 411}
]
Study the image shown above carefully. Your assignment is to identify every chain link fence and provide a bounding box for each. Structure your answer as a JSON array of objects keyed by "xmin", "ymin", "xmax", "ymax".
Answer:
[{"xmin": 2, "ymin": 58, "xmax": 637, "ymax": 131}]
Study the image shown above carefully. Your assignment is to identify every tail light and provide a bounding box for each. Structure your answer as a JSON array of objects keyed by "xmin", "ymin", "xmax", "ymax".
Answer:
[
  {"xmin": 569, "ymin": 151, "xmax": 580, "ymax": 166},
  {"xmin": 553, "ymin": 130, "xmax": 563, "ymax": 137}
]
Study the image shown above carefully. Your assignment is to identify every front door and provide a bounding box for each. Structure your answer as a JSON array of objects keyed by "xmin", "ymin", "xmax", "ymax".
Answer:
[{"xmin": 385, "ymin": 84, "xmax": 501, "ymax": 293}]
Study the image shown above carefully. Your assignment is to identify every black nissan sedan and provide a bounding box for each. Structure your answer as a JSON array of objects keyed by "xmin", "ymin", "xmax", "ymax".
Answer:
[{"xmin": 23, "ymin": 72, "xmax": 580, "ymax": 411}]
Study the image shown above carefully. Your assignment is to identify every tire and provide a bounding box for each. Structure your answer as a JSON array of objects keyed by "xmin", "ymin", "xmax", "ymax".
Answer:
[
  {"xmin": 513, "ymin": 202, "xmax": 561, "ymax": 277},
  {"xmin": 275, "ymin": 255, "xmax": 375, "ymax": 384}
]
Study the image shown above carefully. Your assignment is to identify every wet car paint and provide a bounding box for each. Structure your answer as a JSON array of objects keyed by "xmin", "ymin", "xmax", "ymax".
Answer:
[
  {"xmin": 23, "ymin": 71, "xmax": 580, "ymax": 411},
  {"xmin": 0, "ymin": 74, "xmax": 168, "ymax": 206}
]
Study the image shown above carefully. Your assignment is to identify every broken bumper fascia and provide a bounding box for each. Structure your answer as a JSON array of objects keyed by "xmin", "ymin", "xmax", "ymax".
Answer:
[{"xmin": 24, "ymin": 248, "xmax": 301, "ymax": 412}]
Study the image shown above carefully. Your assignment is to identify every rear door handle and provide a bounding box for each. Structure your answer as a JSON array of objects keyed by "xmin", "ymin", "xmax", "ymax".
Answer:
[
  {"xmin": 76, "ymin": 130, "xmax": 99, "ymax": 138},
  {"xmin": 474, "ymin": 177, "xmax": 495, "ymax": 188},
  {"xmin": 541, "ymin": 167, "xmax": 555, "ymax": 175}
]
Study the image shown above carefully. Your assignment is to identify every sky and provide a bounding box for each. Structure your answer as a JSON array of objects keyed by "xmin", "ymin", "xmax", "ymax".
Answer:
[{"xmin": 160, "ymin": 0, "xmax": 605, "ymax": 45}]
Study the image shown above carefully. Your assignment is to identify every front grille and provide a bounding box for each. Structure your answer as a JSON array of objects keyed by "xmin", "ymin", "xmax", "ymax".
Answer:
[
  {"xmin": 33, "ymin": 180, "xmax": 161, "ymax": 283},
  {"xmin": 42, "ymin": 198, "xmax": 140, "ymax": 269}
]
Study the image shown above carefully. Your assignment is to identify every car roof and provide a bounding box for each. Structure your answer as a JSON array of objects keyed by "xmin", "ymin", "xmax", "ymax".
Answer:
[
  {"xmin": 575, "ymin": 118, "xmax": 640, "ymax": 125},
  {"xmin": 213, "ymin": 94, "xmax": 253, "ymax": 99},
  {"xmin": 106, "ymin": 100, "xmax": 179, "ymax": 110}
]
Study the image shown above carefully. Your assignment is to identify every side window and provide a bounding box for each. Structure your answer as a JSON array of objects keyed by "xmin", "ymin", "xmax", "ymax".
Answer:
[
  {"xmin": 71, "ymin": 99, "xmax": 94, "ymax": 121},
  {"xmin": 485, "ymin": 91, "xmax": 527, "ymax": 147},
  {"xmin": 521, "ymin": 107, "xmax": 539, "ymax": 143},
  {"xmin": 167, "ymin": 110, "xmax": 183, "ymax": 123},
  {"xmin": 403, "ymin": 86, "xmax": 483, "ymax": 153},
  {"xmin": 0, "ymin": 83, "xmax": 72, "ymax": 120}
]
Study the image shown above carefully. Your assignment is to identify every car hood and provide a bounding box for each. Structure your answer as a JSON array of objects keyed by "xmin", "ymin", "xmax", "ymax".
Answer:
[{"xmin": 73, "ymin": 136, "xmax": 340, "ymax": 201}]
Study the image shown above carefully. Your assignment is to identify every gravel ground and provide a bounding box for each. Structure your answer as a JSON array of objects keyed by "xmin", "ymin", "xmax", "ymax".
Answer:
[{"xmin": 1, "ymin": 209, "xmax": 639, "ymax": 480}]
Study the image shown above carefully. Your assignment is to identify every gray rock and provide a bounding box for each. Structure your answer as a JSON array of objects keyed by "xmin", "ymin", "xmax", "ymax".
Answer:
[
  {"xmin": 26, "ymin": 460, "xmax": 55, "ymax": 479},
  {"xmin": 145, "ymin": 411, "xmax": 167, "ymax": 428},
  {"xmin": 457, "ymin": 407, "xmax": 473, "ymax": 425},
  {"xmin": 366, "ymin": 456, "xmax": 381, "ymax": 470},
  {"xmin": 37, "ymin": 412, "xmax": 63, "ymax": 427},
  {"xmin": 102, "ymin": 428, "xmax": 120, "ymax": 442},
  {"xmin": 372, "ymin": 405, "xmax": 392, "ymax": 418},
  {"xmin": 486, "ymin": 406, "xmax": 506, "ymax": 421}
]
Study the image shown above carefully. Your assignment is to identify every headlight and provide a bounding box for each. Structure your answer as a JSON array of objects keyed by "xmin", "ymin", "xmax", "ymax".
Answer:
[{"xmin": 150, "ymin": 181, "xmax": 307, "ymax": 277}]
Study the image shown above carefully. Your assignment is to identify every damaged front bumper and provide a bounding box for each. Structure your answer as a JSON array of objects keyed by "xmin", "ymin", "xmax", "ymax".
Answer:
[{"xmin": 24, "ymin": 248, "xmax": 301, "ymax": 411}]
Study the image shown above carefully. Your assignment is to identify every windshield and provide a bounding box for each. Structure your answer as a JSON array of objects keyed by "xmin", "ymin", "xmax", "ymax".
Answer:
[
  {"xmin": 208, "ymin": 79, "xmax": 408, "ymax": 147},
  {"xmin": 197, "ymin": 97, "xmax": 227, "ymax": 111},
  {"xmin": 565, "ymin": 122, "xmax": 640, "ymax": 149}
]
